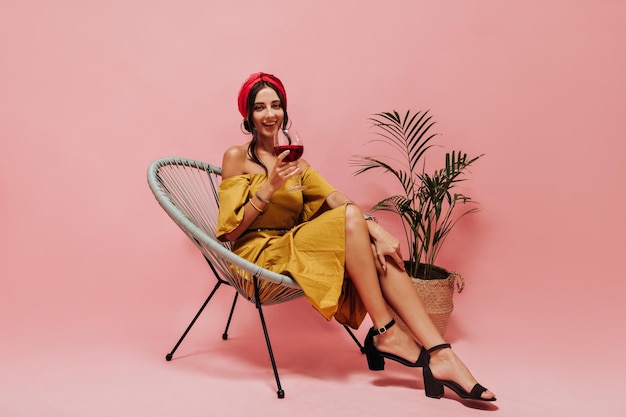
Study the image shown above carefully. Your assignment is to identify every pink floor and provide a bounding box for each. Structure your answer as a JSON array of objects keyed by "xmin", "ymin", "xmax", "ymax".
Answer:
[
  {"xmin": 2, "ymin": 274, "xmax": 623, "ymax": 417},
  {"xmin": 2, "ymin": 1, "xmax": 625, "ymax": 416}
]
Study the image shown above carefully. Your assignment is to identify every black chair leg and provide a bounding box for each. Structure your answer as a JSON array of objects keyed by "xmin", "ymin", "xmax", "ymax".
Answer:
[
  {"xmin": 165, "ymin": 280, "xmax": 224, "ymax": 361},
  {"xmin": 222, "ymin": 292, "xmax": 239, "ymax": 340},
  {"xmin": 254, "ymin": 277, "xmax": 285, "ymax": 399},
  {"xmin": 343, "ymin": 325, "xmax": 365, "ymax": 353}
]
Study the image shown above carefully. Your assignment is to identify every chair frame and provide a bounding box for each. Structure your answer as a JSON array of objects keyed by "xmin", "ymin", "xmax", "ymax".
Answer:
[{"xmin": 147, "ymin": 157, "xmax": 363, "ymax": 398}]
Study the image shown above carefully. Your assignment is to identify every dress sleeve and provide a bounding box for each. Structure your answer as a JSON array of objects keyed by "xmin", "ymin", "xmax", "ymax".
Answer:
[
  {"xmin": 300, "ymin": 168, "xmax": 337, "ymax": 222},
  {"xmin": 216, "ymin": 175, "xmax": 251, "ymax": 239}
]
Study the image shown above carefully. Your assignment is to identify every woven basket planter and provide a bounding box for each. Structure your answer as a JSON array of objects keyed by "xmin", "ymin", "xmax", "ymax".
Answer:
[{"xmin": 388, "ymin": 265, "xmax": 465, "ymax": 336}]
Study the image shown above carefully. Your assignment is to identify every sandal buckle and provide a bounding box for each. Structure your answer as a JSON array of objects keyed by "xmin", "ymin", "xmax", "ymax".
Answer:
[{"xmin": 374, "ymin": 319, "xmax": 395, "ymax": 335}]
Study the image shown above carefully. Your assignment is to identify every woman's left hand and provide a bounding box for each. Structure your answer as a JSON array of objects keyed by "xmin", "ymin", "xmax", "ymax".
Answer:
[{"xmin": 370, "ymin": 227, "xmax": 405, "ymax": 272}]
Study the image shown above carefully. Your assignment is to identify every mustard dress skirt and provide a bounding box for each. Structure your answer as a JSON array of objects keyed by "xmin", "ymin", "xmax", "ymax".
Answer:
[{"xmin": 217, "ymin": 167, "xmax": 366, "ymax": 329}]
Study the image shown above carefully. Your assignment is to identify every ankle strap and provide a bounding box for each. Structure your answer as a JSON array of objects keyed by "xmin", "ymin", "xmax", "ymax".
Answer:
[
  {"xmin": 371, "ymin": 319, "xmax": 396, "ymax": 335},
  {"xmin": 427, "ymin": 343, "xmax": 451, "ymax": 354}
]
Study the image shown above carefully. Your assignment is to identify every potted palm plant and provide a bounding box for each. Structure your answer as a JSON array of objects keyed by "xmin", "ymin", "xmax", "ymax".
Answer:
[{"xmin": 351, "ymin": 110, "xmax": 483, "ymax": 335}]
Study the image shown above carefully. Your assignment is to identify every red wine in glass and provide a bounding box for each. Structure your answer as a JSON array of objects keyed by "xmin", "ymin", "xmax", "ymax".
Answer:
[
  {"xmin": 274, "ymin": 128, "xmax": 307, "ymax": 191},
  {"xmin": 273, "ymin": 144, "xmax": 304, "ymax": 162}
]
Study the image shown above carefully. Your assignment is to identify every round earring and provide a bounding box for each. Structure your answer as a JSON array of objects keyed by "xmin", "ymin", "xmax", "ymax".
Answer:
[{"xmin": 240, "ymin": 120, "xmax": 251, "ymax": 135}]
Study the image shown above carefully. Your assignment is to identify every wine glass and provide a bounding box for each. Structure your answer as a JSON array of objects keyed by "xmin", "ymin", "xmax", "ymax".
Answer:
[{"xmin": 273, "ymin": 128, "xmax": 307, "ymax": 191}]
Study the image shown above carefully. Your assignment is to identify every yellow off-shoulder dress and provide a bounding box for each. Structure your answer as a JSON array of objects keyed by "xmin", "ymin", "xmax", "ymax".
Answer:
[{"xmin": 216, "ymin": 167, "xmax": 366, "ymax": 329}]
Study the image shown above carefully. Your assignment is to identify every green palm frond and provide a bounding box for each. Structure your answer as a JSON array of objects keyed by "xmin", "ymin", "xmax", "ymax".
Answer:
[
  {"xmin": 350, "ymin": 156, "xmax": 414, "ymax": 194},
  {"xmin": 351, "ymin": 109, "xmax": 483, "ymax": 279},
  {"xmin": 372, "ymin": 111, "xmax": 438, "ymax": 171},
  {"xmin": 353, "ymin": 110, "xmax": 439, "ymax": 198}
]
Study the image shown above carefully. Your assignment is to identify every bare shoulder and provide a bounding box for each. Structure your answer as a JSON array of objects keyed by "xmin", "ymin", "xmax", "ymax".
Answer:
[{"xmin": 221, "ymin": 144, "xmax": 248, "ymax": 179}]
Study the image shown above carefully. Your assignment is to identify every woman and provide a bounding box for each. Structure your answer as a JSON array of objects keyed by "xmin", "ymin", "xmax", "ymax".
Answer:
[{"xmin": 217, "ymin": 72, "xmax": 496, "ymax": 402}]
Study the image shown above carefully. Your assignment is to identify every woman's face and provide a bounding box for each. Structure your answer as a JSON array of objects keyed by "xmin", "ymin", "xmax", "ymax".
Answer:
[{"xmin": 251, "ymin": 86, "xmax": 284, "ymax": 140}]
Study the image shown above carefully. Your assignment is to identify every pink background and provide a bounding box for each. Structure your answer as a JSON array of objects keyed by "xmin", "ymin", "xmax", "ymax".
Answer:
[{"xmin": 1, "ymin": 1, "xmax": 625, "ymax": 416}]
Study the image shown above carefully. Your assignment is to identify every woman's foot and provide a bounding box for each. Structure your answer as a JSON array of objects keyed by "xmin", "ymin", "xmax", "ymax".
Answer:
[
  {"xmin": 428, "ymin": 346, "xmax": 496, "ymax": 401},
  {"xmin": 373, "ymin": 323, "xmax": 422, "ymax": 364},
  {"xmin": 364, "ymin": 319, "xmax": 425, "ymax": 370}
]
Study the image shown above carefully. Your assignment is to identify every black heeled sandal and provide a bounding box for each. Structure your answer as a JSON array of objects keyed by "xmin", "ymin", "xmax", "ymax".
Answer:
[
  {"xmin": 363, "ymin": 319, "xmax": 426, "ymax": 371},
  {"xmin": 422, "ymin": 343, "xmax": 496, "ymax": 401}
]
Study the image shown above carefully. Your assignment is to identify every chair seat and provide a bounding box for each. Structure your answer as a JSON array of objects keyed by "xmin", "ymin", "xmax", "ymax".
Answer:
[{"xmin": 147, "ymin": 157, "xmax": 363, "ymax": 399}]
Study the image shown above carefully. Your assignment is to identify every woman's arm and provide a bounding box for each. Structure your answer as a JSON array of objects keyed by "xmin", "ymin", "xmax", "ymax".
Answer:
[
  {"xmin": 219, "ymin": 147, "xmax": 268, "ymax": 241},
  {"xmin": 219, "ymin": 146, "xmax": 303, "ymax": 242}
]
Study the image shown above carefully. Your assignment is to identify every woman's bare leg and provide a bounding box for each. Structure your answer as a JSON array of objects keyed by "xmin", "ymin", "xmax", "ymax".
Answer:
[
  {"xmin": 344, "ymin": 205, "xmax": 495, "ymax": 400},
  {"xmin": 343, "ymin": 205, "xmax": 421, "ymax": 362},
  {"xmin": 379, "ymin": 262, "xmax": 495, "ymax": 400}
]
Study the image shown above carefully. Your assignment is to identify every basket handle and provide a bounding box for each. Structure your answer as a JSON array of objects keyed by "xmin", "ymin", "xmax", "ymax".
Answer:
[{"xmin": 449, "ymin": 271, "xmax": 465, "ymax": 294}]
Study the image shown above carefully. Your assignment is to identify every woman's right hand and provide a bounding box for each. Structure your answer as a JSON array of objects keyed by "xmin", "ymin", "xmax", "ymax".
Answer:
[{"xmin": 265, "ymin": 150, "xmax": 303, "ymax": 192}]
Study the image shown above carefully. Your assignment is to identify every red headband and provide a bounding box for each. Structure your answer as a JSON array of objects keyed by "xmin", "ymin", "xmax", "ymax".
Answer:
[{"xmin": 237, "ymin": 72, "xmax": 287, "ymax": 119}]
